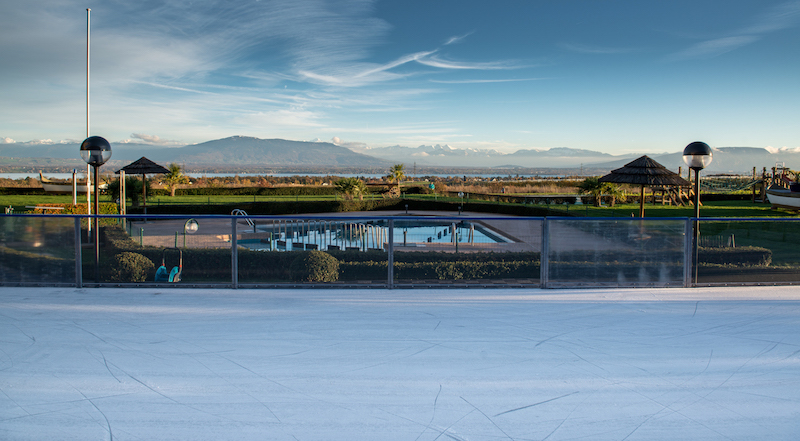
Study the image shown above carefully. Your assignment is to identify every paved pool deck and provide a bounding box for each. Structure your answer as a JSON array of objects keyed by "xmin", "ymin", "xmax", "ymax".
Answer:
[{"xmin": 1, "ymin": 285, "xmax": 799, "ymax": 440}]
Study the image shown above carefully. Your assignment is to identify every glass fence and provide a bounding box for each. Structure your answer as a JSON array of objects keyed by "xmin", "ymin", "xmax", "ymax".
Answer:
[{"xmin": 0, "ymin": 214, "xmax": 798, "ymax": 288}]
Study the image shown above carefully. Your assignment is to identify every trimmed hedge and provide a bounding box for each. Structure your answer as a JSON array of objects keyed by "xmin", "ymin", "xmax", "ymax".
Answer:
[
  {"xmin": 172, "ymin": 186, "xmax": 339, "ymax": 196},
  {"xmin": 336, "ymin": 251, "xmax": 540, "ymax": 281},
  {"xmin": 28, "ymin": 202, "xmax": 118, "ymax": 215},
  {"xmin": 0, "ymin": 246, "xmax": 74, "ymax": 283},
  {"xmin": 290, "ymin": 251, "xmax": 339, "ymax": 282},
  {"xmin": 699, "ymin": 246, "xmax": 772, "ymax": 266},
  {"xmin": 110, "ymin": 252, "xmax": 154, "ymax": 282},
  {"xmin": 135, "ymin": 198, "xmax": 568, "ymax": 217}
]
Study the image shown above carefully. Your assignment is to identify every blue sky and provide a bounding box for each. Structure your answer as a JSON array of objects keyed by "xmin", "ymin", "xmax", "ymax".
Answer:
[{"xmin": 2, "ymin": 0, "xmax": 799, "ymax": 155}]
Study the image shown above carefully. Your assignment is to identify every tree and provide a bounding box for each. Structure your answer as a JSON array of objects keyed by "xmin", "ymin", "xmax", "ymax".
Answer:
[
  {"xmin": 334, "ymin": 177, "xmax": 368, "ymax": 200},
  {"xmin": 386, "ymin": 164, "xmax": 406, "ymax": 184},
  {"xmin": 162, "ymin": 163, "xmax": 190, "ymax": 197},
  {"xmin": 578, "ymin": 177, "xmax": 624, "ymax": 207},
  {"xmin": 107, "ymin": 176, "xmax": 150, "ymax": 207}
]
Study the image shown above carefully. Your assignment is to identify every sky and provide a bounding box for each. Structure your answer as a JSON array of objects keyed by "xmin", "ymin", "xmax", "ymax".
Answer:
[{"xmin": 2, "ymin": 0, "xmax": 800, "ymax": 155}]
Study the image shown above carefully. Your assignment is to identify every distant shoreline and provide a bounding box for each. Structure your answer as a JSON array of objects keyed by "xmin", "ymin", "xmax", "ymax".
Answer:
[{"xmin": 0, "ymin": 164, "xmax": 611, "ymax": 177}]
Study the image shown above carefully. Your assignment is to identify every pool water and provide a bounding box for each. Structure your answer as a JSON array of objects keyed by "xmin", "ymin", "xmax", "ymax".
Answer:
[{"xmin": 239, "ymin": 220, "xmax": 508, "ymax": 251}]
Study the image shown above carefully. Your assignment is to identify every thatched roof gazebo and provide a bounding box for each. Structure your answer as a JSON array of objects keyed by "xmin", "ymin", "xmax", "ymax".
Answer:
[
  {"xmin": 116, "ymin": 157, "xmax": 170, "ymax": 214},
  {"xmin": 599, "ymin": 155, "xmax": 690, "ymax": 217}
]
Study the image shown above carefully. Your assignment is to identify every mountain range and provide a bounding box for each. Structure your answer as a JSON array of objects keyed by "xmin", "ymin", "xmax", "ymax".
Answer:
[{"xmin": 2, "ymin": 136, "xmax": 799, "ymax": 175}]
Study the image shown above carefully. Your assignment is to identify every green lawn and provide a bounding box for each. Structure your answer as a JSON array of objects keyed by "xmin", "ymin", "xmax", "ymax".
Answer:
[
  {"xmin": 0, "ymin": 192, "xmax": 397, "ymax": 212},
  {"xmin": 2, "ymin": 191, "xmax": 799, "ymax": 219},
  {"xmin": 553, "ymin": 200, "xmax": 800, "ymax": 218},
  {"xmin": 422, "ymin": 194, "xmax": 800, "ymax": 218}
]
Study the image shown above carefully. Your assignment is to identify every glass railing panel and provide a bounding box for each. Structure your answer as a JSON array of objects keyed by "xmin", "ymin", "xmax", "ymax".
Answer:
[
  {"xmin": 391, "ymin": 217, "xmax": 541, "ymax": 286},
  {"xmin": 0, "ymin": 215, "xmax": 76, "ymax": 284},
  {"xmin": 237, "ymin": 217, "xmax": 388, "ymax": 286},
  {"xmin": 100, "ymin": 216, "xmax": 233, "ymax": 284},
  {"xmin": 547, "ymin": 218, "xmax": 686, "ymax": 287},
  {"xmin": 695, "ymin": 219, "xmax": 800, "ymax": 284}
]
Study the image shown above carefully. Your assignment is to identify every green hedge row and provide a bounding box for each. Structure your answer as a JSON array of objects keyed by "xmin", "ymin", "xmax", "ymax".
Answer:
[
  {"xmin": 169, "ymin": 186, "xmax": 340, "ymax": 196},
  {"xmin": 0, "ymin": 246, "xmax": 74, "ymax": 283},
  {"xmin": 551, "ymin": 246, "xmax": 772, "ymax": 267},
  {"xmin": 136, "ymin": 199, "xmax": 406, "ymax": 215},
  {"xmin": 129, "ymin": 197, "xmax": 570, "ymax": 216},
  {"xmin": 698, "ymin": 246, "xmax": 772, "ymax": 266},
  {"xmin": 28, "ymin": 203, "xmax": 118, "ymax": 215},
  {"xmin": 548, "ymin": 261, "xmax": 682, "ymax": 283}
]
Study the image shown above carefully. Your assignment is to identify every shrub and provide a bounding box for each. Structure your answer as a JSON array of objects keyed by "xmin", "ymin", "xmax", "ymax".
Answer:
[
  {"xmin": 290, "ymin": 251, "xmax": 339, "ymax": 282},
  {"xmin": 110, "ymin": 252, "xmax": 155, "ymax": 282},
  {"xmin": 699, "ymin": 246, "xmax": 772, "ymax": 266}
]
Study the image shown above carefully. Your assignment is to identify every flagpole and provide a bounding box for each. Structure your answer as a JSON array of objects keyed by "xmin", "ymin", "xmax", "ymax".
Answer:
[
  {"xmin": 86, "ymin": 8, "xmax": 90, "ymax": 138},
  {"xmin": 86, "ymin": 8, "xmax": 92, "ymax": 235}
]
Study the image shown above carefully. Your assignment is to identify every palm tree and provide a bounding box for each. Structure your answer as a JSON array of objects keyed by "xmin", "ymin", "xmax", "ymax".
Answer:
[
  {"xmin": 335, "ymin": 177, "xmax": 368, "ymax": 200},
  {"xmin": 578, "ymin": 177, "xmax": 623, "ymax": 207},
  {"xmin": 604, "ymin": 184, "xmax": 626, "ymax": 207},
  {"xmin": 386, "ymin": 164, "xmax": 406, "ymax": 184},
  {"xmin": 162, "ymin": 163, "xmax": 190, "ymax": 197}
]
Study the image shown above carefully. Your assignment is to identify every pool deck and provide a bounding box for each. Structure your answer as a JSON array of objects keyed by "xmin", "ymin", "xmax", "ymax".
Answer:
[{"xmin": 2, "ymin": 285, "xmax": 799, "ymax": 440}]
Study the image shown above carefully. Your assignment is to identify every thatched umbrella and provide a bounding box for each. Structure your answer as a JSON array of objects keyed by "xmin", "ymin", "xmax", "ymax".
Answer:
[
  {"xmin": 599, "ymin": 155, "xmax": 690, "ymax": 217},
  {"xmin": 116, "ymin": 157, "xmax": 170, "ymax": 214}
]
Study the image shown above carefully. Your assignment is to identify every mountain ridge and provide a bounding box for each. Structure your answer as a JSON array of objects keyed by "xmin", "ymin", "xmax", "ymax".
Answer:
[{"xmin": 2, "ymin": 136, "xmax": 800, "ymax": 174}]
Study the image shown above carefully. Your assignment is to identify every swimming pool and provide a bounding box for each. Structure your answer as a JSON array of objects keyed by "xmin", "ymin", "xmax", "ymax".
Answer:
[{"xmin": 238, "ymin": 220, "xmax": 510, "ymax": 251}]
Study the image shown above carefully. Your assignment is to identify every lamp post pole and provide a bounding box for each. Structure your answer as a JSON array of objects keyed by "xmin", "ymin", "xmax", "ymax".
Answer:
[
  {"xmin": 683, "ymin": 141, "xmax": 713, "ymax": 286},
  {"xmin": 81, "ymin": 136, "xmax": 112, "ymax": 283}
]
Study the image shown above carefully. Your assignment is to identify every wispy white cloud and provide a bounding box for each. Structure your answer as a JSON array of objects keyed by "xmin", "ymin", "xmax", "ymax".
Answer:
[
  {"xmin": 743, "ymin": 1, "xmax": 800, "ymax": 33},
  {"xmin": 355, "ymin": 51, "xmax": 437, "ymax": 78},
  {"xmin": 444, "ymin": 33, "xmax": 473, "ymax": 45},
  {"xmin": 429, "ymin": 78, "xmax": 546, "ymax": 84},
  {"xmin": 416, "ymin": 56, "xmax": 519, "ymax": 70},
  {"xmin": 668, "ymin": 35, "xmax": 759, "ymax": 60},
  {"xmin": 668, "ymin": 1, "xmax": 800, "ymax": 61}
]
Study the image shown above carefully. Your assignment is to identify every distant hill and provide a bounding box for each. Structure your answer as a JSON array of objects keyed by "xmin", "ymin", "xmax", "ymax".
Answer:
[
  {"xmin": 3, "ymin": 136, "xmax": 800, "ymax": 174},
  {"xmin": 167, "ymin": 137, "xmax": 389, "ymax": 167},
  {"xmin": 0, "ymin": 136, "xmax": 390, "ymax": 170},
  {"xmin": 349, "ymin": 144, "xmax": 634, "ymax": 168}
]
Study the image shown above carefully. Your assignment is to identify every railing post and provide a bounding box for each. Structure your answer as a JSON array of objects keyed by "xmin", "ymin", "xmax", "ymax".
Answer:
[
  {"xmin": 387, "ymin": 219, "xmax": 394, "ymax": 289},
  {"xmin": 231, "ymin": 217, "xmax": 238, "ymax": 289},
  {"xmin": 684, "ymin": 218, "xmax": 693, "ymax": 287},
  {"xmin": 540, "ymin": 217, "xmax": 549, "ymax": 288},
  {"xmin": 74, "ymin": 216, "xmax": 82, "ymax": 288}
]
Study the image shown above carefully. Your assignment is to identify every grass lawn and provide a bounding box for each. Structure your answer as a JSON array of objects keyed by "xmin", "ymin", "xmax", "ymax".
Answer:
[
  {"xmin": 559, "ymin": 200, "xmax": 800, "ymax": 218},
  {"xmin": 3, "ymin": 192, "xmax": 799, "ymax": 219},
  {"xmin": 424, "ymin": 195, "xmax": 800, "ymax": 218},
  {"xmin": 0, "ymin": 193, "xmax": 385, "ymax": 211}
]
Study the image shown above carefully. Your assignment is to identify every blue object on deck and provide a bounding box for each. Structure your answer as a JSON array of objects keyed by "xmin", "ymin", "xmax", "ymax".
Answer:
[{"xmin": 155, "ymin": 248, "xmax": 183, "ymax": 283}]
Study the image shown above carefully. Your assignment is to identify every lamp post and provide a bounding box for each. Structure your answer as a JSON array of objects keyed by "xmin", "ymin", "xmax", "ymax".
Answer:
[
  {"xmin": 183, "ymin": 218, "xmax": 199, "ymax": 248},
  {"xmin": 81, "ymin": 136, "xmax": 112, "ymax": 282},
  {"xmin": 683, "ymin": 141, "xmax": 713, "ymax": 285}
]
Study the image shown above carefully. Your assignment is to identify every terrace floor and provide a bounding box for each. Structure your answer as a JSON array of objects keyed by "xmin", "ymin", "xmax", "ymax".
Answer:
[{"xmin": 2, "ymin": 286, "xmax": 799, "ymax": 440}]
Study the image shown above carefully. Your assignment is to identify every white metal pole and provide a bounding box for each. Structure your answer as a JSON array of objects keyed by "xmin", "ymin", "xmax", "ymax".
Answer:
[
  {"xmin": 86, "ymin": 9, "xmax": 92, "ymax": 239},
  {"xmin": 86, "ymin": 8, "xmax": 90, "ymax": 139}
]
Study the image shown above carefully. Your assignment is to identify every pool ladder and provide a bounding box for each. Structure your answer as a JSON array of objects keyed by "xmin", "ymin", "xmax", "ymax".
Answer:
[{"xmin": 231, "ymin": 209, "xmax": 254, "ymax": 227}]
